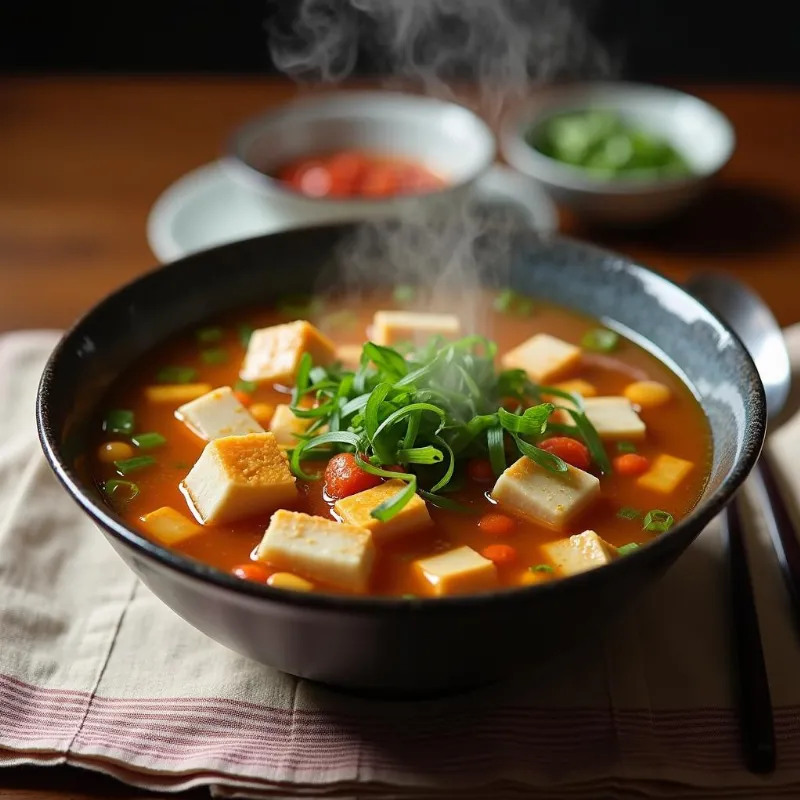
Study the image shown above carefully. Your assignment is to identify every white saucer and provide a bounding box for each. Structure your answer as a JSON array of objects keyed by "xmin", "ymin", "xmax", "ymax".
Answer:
[{"xmin": 147, "ymin": 161, "xmax": 559, "ymax": 263}]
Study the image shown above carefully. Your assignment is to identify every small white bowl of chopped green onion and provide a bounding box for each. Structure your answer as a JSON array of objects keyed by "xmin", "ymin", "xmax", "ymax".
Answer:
[{"xmin": 501, "ymin": 82, "xmax": 735, "ymax": 225}]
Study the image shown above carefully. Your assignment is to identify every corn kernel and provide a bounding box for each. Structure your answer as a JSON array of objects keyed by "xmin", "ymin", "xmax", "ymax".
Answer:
[
  {"xmin": 97, "ymin": 441, "xmax": 134, "ymax": 463},
  {"xmin": 624, "ymin": 381, "xmax": 671, "ymax": 409},
  {"xmin": 250, "ymin": 403, "xmax": 275, "ymax": 426},
  {"xmin": 521, "ymin": 568, "xmax": 555, "ymax": 586},
  {"xmin": 267, "ymin": 572, "xmax": 314, "ymax": 592},
  {"xmin": 552, "ymin": 379, "xmax": 598, "ymax": 398}
]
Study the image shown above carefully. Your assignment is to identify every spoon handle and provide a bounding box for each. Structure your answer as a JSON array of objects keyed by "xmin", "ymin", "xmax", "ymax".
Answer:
[
  {"xmin": 722, "ymin": 493, "xmax": 776, "ymax": 774},
  {"xmin": 753, "ymin": 452, "xmax": 800, "ymax": 632}
]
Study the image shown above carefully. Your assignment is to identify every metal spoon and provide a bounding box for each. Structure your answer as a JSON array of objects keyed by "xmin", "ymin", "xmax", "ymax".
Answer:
[{"xmin": 688, "ymin": 272, "xmax": 796, "ymax": 774}]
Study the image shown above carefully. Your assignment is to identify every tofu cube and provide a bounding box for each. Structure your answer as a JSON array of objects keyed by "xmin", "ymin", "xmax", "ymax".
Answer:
[
  {"xmin": 239, "ymin": 320, "xmax": 336, "ymax": 386},
  {"xmin": 414, "ymin": 546, "xmax": 498, "ymax": 597},
  {"xmin": 145, "ymin": 383, "xmax": 213, "ymax": 404},
  {"xmin": 501, "ymin": 334, "xmax": 581, "ymax": 384},
  {"xmin": 181, "ymin": 432, "xmax": 297, "ymax": 525},
  {"xmin": 491, "ymin": 456, "xmax": 600, "ymax": 529},
  {"xmin": 543, "ymin": 530, "xmax": 619, "ymax": 577},
  {"xmin": 269, "ymin": 403, "xmax": 312, "ymax": 448},
  {"xmin": 335, "ymin": 344, "xmax": 363, "ymax": 370},
  {"xmin": 333, "ymin": 479, "xmax": 432, "ymax": 545},
  {"xmin": 637, "ymin": 454, "xmax": 694, "ymax": 495},
  {"xmin": 371, "ymin": 311, "xmax": 461, "ymax": 347},
  {"xmin": 140, "ymin": 507, "xmax": 203, "ymax": 546},
  {"xmin": 256, "ymin": 509, "xmax": 375, "ymax": 593},
  {"xmin": 581, "ymin": 397, "xmax": 646, "ymax": 440},
  {"xmin": 175, "ymin": 386, "xmax": 264, "ymax": 441}
]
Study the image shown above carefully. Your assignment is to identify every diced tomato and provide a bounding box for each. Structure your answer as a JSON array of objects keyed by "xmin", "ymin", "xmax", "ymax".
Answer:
[
  {"xmin": 481, "ymin": 544, "xmax": 518, "ymax": 565},
  {"xmin": 538, "ymin": 437, "xmax": 591, "ymax": 471},
  {"xmin": 324, "ymin": 453, "xmax": 383, "ymax": 499},
  {"xmin": 231, "ymin": 562, "xmax": 271, "ymax": 582},
  {"xmin": 467, "ymin": 458, "xmax": 495, "ymax": 483},
  {"xmin": 478, "ymin": 512, "xmax": 516, "ymax": 536},
  {"xmin": 359, "ymin": 165, "xmax": 399, "ymax": 197},
  {"xmin": 613, "ymin": 453, "xmax": 650, "ymax": 477},
  {"xmin": 325, "ymin": 151, "xmax": 368, "ymax": 196}
]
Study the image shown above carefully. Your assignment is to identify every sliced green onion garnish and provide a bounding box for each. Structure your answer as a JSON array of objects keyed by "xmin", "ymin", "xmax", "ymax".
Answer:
[
  {"xmin": 114, "ymin": 455, "xmax": 156, "ymax": 475},
  {"xmin": 103, "ymin": 409, "xmax": 134, "ymax": 436},
  {"xmin": 196, "ymin": 326, "xmax": 223, "ymax": 344},
  {"xmin": 493, "ymin": 289, "xmax": 533, "ymax": 316},
  {"xmin": 529, "ymin": 564, "xmax": 554, "ymax": 573},
  {"xmin": 201, "ymin": 348, "xmax": 228, "ymax": 365},
  {"xmin": 238, "ymin": 324, "xmax": 255, "ymax": 347},
  {"xmin": 581, "ymin": 328, "xmax": 619, "ymax": 353},
  {"xmin": 617, "ymin": 441, "xmax": 637, "ymax": 454},
  {"xmin": 102, "ymin": 479, "xmax": 139, "ymax": 503},
  {"xmin": 131, "ymin": 432, "xmax": 167, "ymax": 450},
  {"xmin": 235, "ymin": 379, "xmax": 258, "ymax": 394},
  {"xmin": 393, "ymin": 285, "xmax": 416, "ymax": 305},
  {"xmin": 617, "ymin": 542, "xmax": 640, "ymax": 555},
  {"xmin": 156, "ymin": 366, "xmax": 197, "ymax": 384},
  {"xmin": 617, "ymin": 506, "xmax": 641, "ymax": 520},
  {"xmin": 643, "ymin": 509, "xmax": 674, "ymax": 533}
]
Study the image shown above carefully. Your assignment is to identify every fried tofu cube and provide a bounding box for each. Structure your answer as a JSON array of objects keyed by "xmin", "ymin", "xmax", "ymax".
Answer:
[
  {"xmin": 181, "ymin": 432, "xmax": 297, "ymax": 524},
  {"xmin": 336, "ymin": 344, "xmax": 363, "ymax": 370},
  {"xmin": 637, "ymin": 454, "xmax": 694, "ymax": 495},
  {"xmin": 333, "ymin": 479, "xmax": 432, "ymax": 545},
  {"xmin": 491, "ymin": 456, "xmax": 600, "ymax": 529},
  {"xmin": 256, "ymin": 509, "xmax": 375, "ymax": 592},
  {"xmin": 175, "ymin": 386, "xmax": 264, "ymax": 441},
  {"xmin": 371, "ymin": 311, "xmax": 461, "ymax": 347},
  {"xmin": 414, "ymin": 546, "xmax": 498, "ymax": 597},
  {"xmin": 239, "ymin": 320, "xmax": 336, "ymax": 386},
  {"xmin": 140, "ymin": 507, "xmax": 202, "ymax": 546},
  {"xmin": 501, "ymin": 333, "xmax": 581, "ymax": 384},
  {"xmin": 145, "ymin": 383, "xmax": 213, "ymax": 404},
  {"xmin": 580, "ymin": 397, "xmax": 646, "ymax": 440},
  {"xmin": 543, "ymin": 530, "xmax": 619, "ymax": 577},
  {"xmin": 269, "ymin": 403, "xmax": 312, "ymax": 448}
]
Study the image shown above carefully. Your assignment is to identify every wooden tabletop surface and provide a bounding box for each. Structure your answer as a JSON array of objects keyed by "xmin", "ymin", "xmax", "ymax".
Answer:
[{"xmin": 0, "ymin": 77, "xmax": 799, "ymax": 798}]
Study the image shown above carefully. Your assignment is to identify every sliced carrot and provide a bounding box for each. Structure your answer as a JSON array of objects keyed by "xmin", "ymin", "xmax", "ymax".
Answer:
[
  {"xmin": 467, "ymin": 458, "xmax": 495, "ymax": 483},
  {"xmin": 324, "ymin": 453, "xmax": 382, "ymax": 499},
  {"xmin": 234, "ymin": 390, "xmax": 253, "ymax": 407},
  {"xmin": 481, "ymin": 544, "xmax": 518, "ymax": 565},
  {"xmin": 538, "ymin": 437, "xmax": 591, "ymax": 471},
  {"xmin": 613, "ymin": 453, "xmax": 650, "ymax": 477},
  {"xmin": 478, "ymin": 512, "xmax": 516, "ymax": 536},
  {"xmin": 231, "ymin": 562, "xmax": 271, "ymax": 582}
]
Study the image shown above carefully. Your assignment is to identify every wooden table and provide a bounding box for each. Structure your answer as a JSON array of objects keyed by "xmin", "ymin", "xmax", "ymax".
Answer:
[{"xmin": 0, "ymin": 78, "xmax": 799, "ymax": 798}]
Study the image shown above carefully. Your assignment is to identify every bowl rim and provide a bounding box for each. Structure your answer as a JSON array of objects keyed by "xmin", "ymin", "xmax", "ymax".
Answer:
[
  {"xmin": 222, "ymin": 89, "xmax": 497, "ymax": 206},
  {"xmin": 500, "ymin": 80, "xmax": 737, "ymax": 195},
  {"xmin": 36, "ymin": 226, "xmax": 766, "ymax": 614}
]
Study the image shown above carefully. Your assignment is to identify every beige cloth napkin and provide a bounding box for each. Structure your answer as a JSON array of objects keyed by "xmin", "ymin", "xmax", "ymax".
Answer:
[{"xmin": 2, "ymin": 328, "xmax": 800, "ymax": 800}]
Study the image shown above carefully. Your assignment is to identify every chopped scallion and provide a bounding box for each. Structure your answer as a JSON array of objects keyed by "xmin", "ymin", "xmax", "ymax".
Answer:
[
  {"xmin": 643, "ymin": 509, "xmax": 674, "ymax": 533},
  {"xmin": 103, "ymin": 409, "xmax": 134, "ymax": 436},
  {"xmin": 617, "ymin": 542, "xmax": 640, "ymax": 555},
  {"xmin": 156, "ymin": 366, "xmax": 197, "ymax": 384},
  {"xmin": 196, "ymin": 326, "xmax": 223, "ymax": 344},
  {"xmin": 617, "ymin": 441, "xmax": 637, "ymax": 454},
  {"xmin": 529, "ymin": 564, "xmax": 554, "ymax": 573},
  {"xmin": 114, "ymin": 455, "xmax": 156, "ymax": 475},
  {"xmin": 616, "ymin": 506, "xmax": 641, "ymax": 520},
  {"xmin": 493, "ymin": 288, "xmax": 533, "ymax": 316},
  {"xmin": 235, "ymin": 379, "xmax": 258, "ymax": 394},
  {"xmin": 238, "ymin": 324, "xmax": 255, "ymax": 347},
  {"xmin": 393, "ymin": 285, "xmax": 416, "ymax": 305},
  {"xmin": 102, "ymin": 479, "xmax": 139, "ymax": 504},
  {"xmin": 201, "ymin": 347, "xmax": 228, "ymax": 365},
  {"xmin": 131, "ymin": 432, "xmax": 167, "ymax": 450},
  {"xmin": 581, "ymin": 328, "xmax": 619, "ymax": 353}
]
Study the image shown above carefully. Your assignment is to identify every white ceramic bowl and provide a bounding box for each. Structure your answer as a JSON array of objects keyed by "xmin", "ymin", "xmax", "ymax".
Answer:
[
  {"xmin": 501, "ymin": 82, "xmax": 736, "ymax": 225},
  {"xmin": 222, "ymin": 90, "xmax": 497, "ymax": 225}
]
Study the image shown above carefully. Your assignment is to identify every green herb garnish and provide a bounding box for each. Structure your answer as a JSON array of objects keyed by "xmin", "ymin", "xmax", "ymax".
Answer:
[
  {"xmin": 277, "ymin": 294, "xmax": 325, "ymax": 318},
  {"xmin": 581, "ymin": 328, "xmax": 619, "ymax": 353},
  {"xmin": 102, "ymin": 479, "xmax": 139, "ymax": 504},
  {"xmin": 493, "ymin": 289, "xmax": 533, "ymax": 316},
  {"xmin": 201, "ymin": 348, "xmax": 228, "ymax": 365},
  {"xmin": 393, "ymin": 285, "xmax": 416, "ymax": 305},
  {"xmin": 114, "ymin": 455, "xmax": 156, "ymax": 475},
  {"xmin": 103, "ymin": 409, "xmax": 134, "ymax": 436},
  {"xmin": 131, "ymin": 432, "xmax": 167, "ymax": 450},
  {"xmin": 235, "ymin": 379, "xmax": 258, "ymax": 394},
  {"xmin": 238, "ymin": 324, "xmax": 255, "ymax": 348},
  {"xmin": 616, "ymin": 506, "xmax": 641, "ymax": 520},
  {"xmin": 156, "ymin": 366, "xmax": 197, "ymax": 384},
  {"xmin": 617, "ymin": 542, "xmax": 640, "ymax": 555},
  {"xmin": 196, "ymin": 326, "xmax": 223, "ymax": 344},
  {"xmin": 617, "ymin": 441, "xmax": 637, "ymax": 454},
  {"xmin": 643, "ymin": 509, "xmax": 674, "ymax": 533},
  {"xmin": 529, "ymin": 564, "xmax": 555, "ymax": 573}
]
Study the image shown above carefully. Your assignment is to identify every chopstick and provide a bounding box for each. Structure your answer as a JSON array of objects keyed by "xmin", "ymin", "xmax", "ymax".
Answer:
[{"xmin": 722, "ymin": 493, "xmax": 776, "ymax": 774}]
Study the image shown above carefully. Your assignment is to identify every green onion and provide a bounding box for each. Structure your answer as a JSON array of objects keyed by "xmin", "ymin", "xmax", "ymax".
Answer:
[
  {"xmin": 529, "ymin": 564, "xmax": 554, "ymax": 573},
  {"xmin": 131, "ymin": 432, "xmax": 167, "ymax": 450},
  {"xmin": 102, "ymin": 479, "xmax": 139, "ymax": 504},
  {"xmin": 277, "ymin": 294, "xmax": 325, "ymax": 318},
  {"xmin": 493, "ymin": 289, "xmax": 533, "ymax": 316},
  {"xmin": 643, "ymin": 509, "xmax": 674, "ymax": 533},
  {"xmin": 174, "ymin": 461, "xmax": 190, "ymax": 470},
  {"xmin": 201, "ymin": 348, "xmax": 228, "ymax": 365},
  {"xmin": 617, "ymin": 506, "xmax": 641, "ymax": 520},
  {"xmin": 617, "ymin": 441, "xmax": 637, "ymax": 454},
  {"xmin": 238, "ymin": 324, "xmax": 255, "ymax": 347},
  {"xmin": 618, "ymin": 542, "xmax": 640, "ymax": 555},
  {"xmin": 196, "ymin": 326, "xmax": 223, "ymax": 344},
  {"xmin": 393, "ymin": 285, "xmax": 416, "ymax": 305},
  {"xmin": 581, "ymin": 328, "xmax": 619, "ymax": 353},
  {"xmin": 114, "ymin": 455, "xmax": 156, "ymax": 475},
  {"xmin": 235, "ymin": 379, "xmax": 258, "ymax": 394},
  {"xmin": 156, "ymin": 366, "xmax": 197, "ymax": 384},
  {"xmin": 103, "ymin": 409, "xmax": 134, "ymax": 436}
]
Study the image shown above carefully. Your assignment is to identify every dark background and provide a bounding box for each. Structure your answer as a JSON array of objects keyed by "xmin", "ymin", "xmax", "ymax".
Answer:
[{"xmin": 2, "ymin": 0, "xmax": 799, "ymax": 83}]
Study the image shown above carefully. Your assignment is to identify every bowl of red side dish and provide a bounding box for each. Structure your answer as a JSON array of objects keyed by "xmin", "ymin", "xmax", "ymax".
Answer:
[
  {"xmin": 221, "ymin": 91, "xmax": 496, "ymax": 224},
  {"xmin": 36, "ymin": 224, "xmax": 765, "ymax": 696}
]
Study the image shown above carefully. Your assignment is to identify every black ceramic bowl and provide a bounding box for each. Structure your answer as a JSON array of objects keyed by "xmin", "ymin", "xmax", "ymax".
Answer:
[{"xmin": 37, "ymin": 225, "xmax": 765, "ymax": 696}]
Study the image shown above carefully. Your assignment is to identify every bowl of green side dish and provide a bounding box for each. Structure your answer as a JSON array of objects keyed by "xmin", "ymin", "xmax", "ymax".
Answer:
[{"xmin": 501, "ymin": 82, "xmax": 735, "ymax": 225}]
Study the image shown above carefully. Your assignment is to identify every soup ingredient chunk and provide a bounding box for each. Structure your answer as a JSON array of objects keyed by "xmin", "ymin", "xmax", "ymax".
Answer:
[
  {"xmin": 335, "ymin": 344, "xmax": 363, "ymax": 370},
  {"xmin": 140, "ymin": 506, "xmax": 202, "ymax": 546},
  {"xmin": 624, "ymin": 380, "xmax": 671, "ymax": 409},
  {"xmin": 612, "ymin": 453, "xmax": 650, "ymax": 477},
  {"xmin": 491, "ymin": 456, "xmax": 600, "ymax": 529},
  {"xmin": 414, "ymin": 546, "xmax": 498, "ymax": 597},
  {"xmin": 145, "ymin": 383, "xmax": 213, "ymax": 404},
  {"xmin": 256, "ymin": 509, "xmax": 375, "ymax": 592},
  {"xmin": 371, "ymin": 311, "xmax": 461, "ymax": 347},
  {"xmin": 334, "ymin": 479, "xmax": 432, "ymax": 545},
  {"xmin": 181, "ymin": 432, "xmax": 297, "ymax": 524},
  {"xmin": 267, "ymin": 572, "xmax": 314, "ymax": 592},
  {"xmin": 324, "ymin": 453, "xmax": 382, "ymax": 499},
  {"xmin": 175, "ymin": 386, "xmax": 264, "ymax": 441},
  {"xmin": 552, "ymin": 378, "xmax": 598, "ymax": 398},
  {"xmin": 543, "ymin": 530, "xmax": 620, "ymax": 577},
  {"xmin": 637, "ymin": 454, "xmax": 693, "ymax": 494},
  {"xmin": 574, "ymin": 397, "xmax": 646, "ymax": 440},
  {"xmin": 97, "ymin": 441, "xmax": 134, "ymax": 463},
  {"xmin": 538, "ymin": 437, "xmax": 591, "ymax": 471},
  {"xmin": 239, "ymin": 320, "xmax": 336, "ymax": 385},
  {"xmin": 501, "ymin": 333, "xmax": 581, "ymax": 384},
  {"xmin": 269, "ymin": 404, "xmax": 313, "ymax": 448}
]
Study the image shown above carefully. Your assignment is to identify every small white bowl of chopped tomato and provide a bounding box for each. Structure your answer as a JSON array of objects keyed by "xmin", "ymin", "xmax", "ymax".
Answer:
[{"xmin": 221, "ymin": 90, "xmax": 496, "ymax": 224}]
